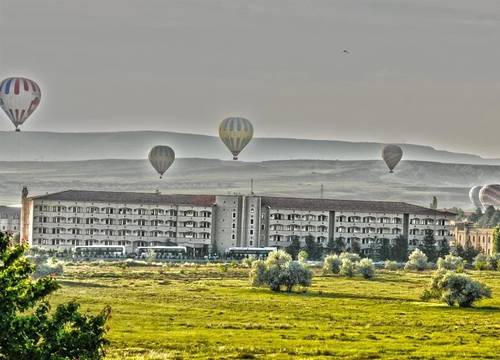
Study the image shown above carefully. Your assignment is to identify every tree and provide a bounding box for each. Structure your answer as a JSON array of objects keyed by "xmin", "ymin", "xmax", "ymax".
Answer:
[
  {"xmin": 430, "ymin": 196, "xmax": 438, "ymax": 209},
  {"xmin": 351, "ymin": 240, "xmax": 361, "ymax": 255},
  {"xmin": 463, "ymin": 239, "xmax": 480, "ymax": 263},
  {"xmin": 421, "ymin": 270, "xmax": 491, "ymax": 307},
  {"xmin": 378, "ymin": 238, "xmax": 392, "ymax": 261},
  {"xmin": 420, "ymin": 229, "xmax": 437, "ymax": 263},
  {"xmin": 304, "ymin": 234, "xmax": 322, "ymax": 260},
  {"xmin": 0, "ymin": 231, "xmax": 111, "ymax": 359},
  {"xmin": 326, "ymin": 237, "xmax": 345, "ymax": 255},
  {"xmin": 493, "ymin": 226, "xmax": 500, "ymax": 255},
  {"xmin": 285, "ymin": 236, "xmax": 301, "ymax": 260},
  {"xmin": 438, "ymin": 238, "xmax": 450, "ymax": 258},
  {"xmin": 437, "ymin": 254, "xmax": 465, "ymax": 272},
  {"xmin": 390, "ymin": 235, "xmax": 408, "ymax": 262},
  {"xmin": 469, "ymin": 207, "xmax": 483, "ymax": 223}
]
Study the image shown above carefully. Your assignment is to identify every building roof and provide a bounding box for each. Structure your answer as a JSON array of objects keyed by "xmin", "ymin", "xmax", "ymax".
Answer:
[
  {"xmin": 261, "ymin": 196, "xmax": 456, "ymax": 217},
  {"xmin": 29, "ymin": 190, "xmax": 456, "ymax": 216},
  {"xmin": 30, "ymin": 190, "xmax": 216, "ymax": 207}
]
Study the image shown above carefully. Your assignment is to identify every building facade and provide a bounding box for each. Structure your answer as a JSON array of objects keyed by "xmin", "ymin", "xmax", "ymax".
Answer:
[
  {"xmin": 21, "ymin": 189, "xmax": 455, "ymax": 255},
  {"xmin": 453, "ymin": 223, "xmax": 496, "ymax": 255},
  {"xmin": 0, "ymin": 206, "xmax": 20, "ymax": 234}
]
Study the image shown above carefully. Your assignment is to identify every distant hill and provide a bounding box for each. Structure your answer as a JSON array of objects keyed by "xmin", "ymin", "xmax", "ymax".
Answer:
[
  {"xmin": 1, "ymin": 158, "xmax": 499, "ymax": 209},
  {"xmin": 0, "ymin": 131, "xmax": 498, "ymax": 164}
]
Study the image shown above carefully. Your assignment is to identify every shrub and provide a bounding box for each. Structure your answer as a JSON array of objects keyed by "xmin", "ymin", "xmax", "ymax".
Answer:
[
  {"xmin": 421, "ymin": 270, "xmax": 492, "ymax": 307},
  {"xmin": 358, "ymin": 258, "xmax": 375, "ymax": 279},
  {"xmin": 34, "ymin": 257, "xmax": 64, "ymax": 279},
  {"xmin": 473, "ymin": 254, "xmax": 491, "ymax": 271},
  {"xmin": 384, "ymin": 260, "xmax": 399, "ymax": 271},
  {"xmin": 323, "ymin": 254, "xmax": 342, "ymax": 274},
  {"xmin": 297, "ymin": 250, "xmax": 309, "ymax": 263},
  {"xmin": 437, "ymin": 254, "xmax": 465, "ymax": 272},
  {"xmin": 242, "ymin": 256, "xmax": 255, "ymax": 268},
  {"xmin": 249, "ymin": 250, "xmax": 312, "ymax": 292},
  {"xmin": 339, "ymin": 252, "xmax": 361, "ymax": 263},
  {"xmin": 404, "ymin": 249, "xmax": 428, "ymax": 271},
  {"xmin": 339, "ymin": 259, "xmax": 356, "ymax": 277},
  {"xmin": 487, "ymin": 254, "xmax": 500, "ymax": 271}
]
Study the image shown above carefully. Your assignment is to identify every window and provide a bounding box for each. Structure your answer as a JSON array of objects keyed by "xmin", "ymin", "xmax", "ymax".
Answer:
[
  {"xmin": 231, "ymin": 234, "xmax": 235, "ymax": 240},
  {"xmin": 250, "ymin": 230, "xmax": 254, "ymax": 235}
]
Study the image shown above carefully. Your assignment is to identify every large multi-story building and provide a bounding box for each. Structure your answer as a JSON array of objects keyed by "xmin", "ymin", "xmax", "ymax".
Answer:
[
  {"xmin": 453, "ymin": 223, "xmax": 496, "ymax": 255},
  {"xmin": 0, "ymin": 206, "xmax": 20, "ymax": 234},
  {"xmin": 20, "ymin": 188, "xmax": 455, "ymax": 256}
]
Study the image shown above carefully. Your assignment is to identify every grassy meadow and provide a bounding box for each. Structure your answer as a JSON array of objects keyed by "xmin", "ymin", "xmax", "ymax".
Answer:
[{"xmin": 49, "ymin": 264, "xmax": 500, "ymax": 359}]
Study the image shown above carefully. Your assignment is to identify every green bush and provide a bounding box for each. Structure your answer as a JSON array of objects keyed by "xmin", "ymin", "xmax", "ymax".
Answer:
[
  {"xmin": 384, "ymin": 260, "xmax": 399, "ymax": 271},
  {"xmin": 437, "ymin": 254, "xmax": 466, "ymax": 272},
  {"xmin": 421, "ymin": 270, "xmax": 491, "ymax": 307},
  {"xmin": 249, "ymin": 250, "xmax": 312, "ymax": 292},
  {"xmin": 322, "ymin": 254, "xmax": 342, "ymax": 274},
  {"xmin": 297, "ymin": 250, "xmax": 309, "ymax": 263},
  {"xmin": 473, "ymin": 253, "xmax": 491, "ymax": 271},
  {"xmin": 339, "ymin": 252, "xmax": 361, "ymax": 263},
  {"xmin": 404, "ymin": 249, "xmax": 428, "ymax": 271},
  {"xmin": 358, "ymin": 258, "xmax": 375, "ymax": 279},
  {"xmin": 339, "ymin": 259, "xmax": 356, "ymax": 278}
]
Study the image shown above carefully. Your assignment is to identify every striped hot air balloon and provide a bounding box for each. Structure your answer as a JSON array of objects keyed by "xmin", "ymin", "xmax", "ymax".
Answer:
[
  {"xmin": 469, "ymin": 185, "xmax": 483, "ymax": 209},
  {"xmin": 219, "ymin": 117, "xmax": 254, "ymax": 160},
  {"xmin": 148, "ymin": 145, "xmax": 175, "ymax": 179},
  {"xmin": 0, "ymin": 77, "xmax": 41, "ymax": 131},
  {"xmin": 479, "ymin": 184, "xmax": 500, "ymax": 208},
  {"xmin": 381, "ymin": 144, "xmax": 403, "ymax": 173}
]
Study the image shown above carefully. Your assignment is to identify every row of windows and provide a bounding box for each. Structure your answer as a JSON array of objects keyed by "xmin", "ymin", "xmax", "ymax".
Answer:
[
  {"xmin": 35, "ymin": 217, "xmax": 210, "ymax": 228},
  {"xmin": 33, "ymin": 228, "xmax": 210, "ymax": 238},
  {"xmin": 32, "ymin": 239, "xmax": 173, "ymax": 246},
  {"xmin": 270, "ymin": 213, "xmax": 328, "ymax": 221},
  {"xmin": 269, "ymin": 235, "xmax": 327, "ymax": 243},
  {"xmin": 34, "ymin": 205, "xmax": 211, "ymax": 217},
  {"xmin": 336, "ymin": 226, "xmax": 401, "ymax": 234},
  {"xmin": 336, "ymin": 216, "xmax": 402, "ymax": 224},
  {"xmin": 269, "ymin": 224, "xmax": 328, "ymax": 232}
]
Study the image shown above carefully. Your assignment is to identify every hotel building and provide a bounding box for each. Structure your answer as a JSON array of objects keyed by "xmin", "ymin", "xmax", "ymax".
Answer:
[{"xmin": 20, "ymin": 188, "xmax": 455, "ymax": 256}]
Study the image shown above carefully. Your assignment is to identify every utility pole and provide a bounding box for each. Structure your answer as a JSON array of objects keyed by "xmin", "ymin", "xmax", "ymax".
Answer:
[
  {"xmin": 320, "ymin": 184, "xmax": 324, "ymax": 199},
  {"xmin": 250, "ymin": 178, "xmax": 254, "ymax": 195}
]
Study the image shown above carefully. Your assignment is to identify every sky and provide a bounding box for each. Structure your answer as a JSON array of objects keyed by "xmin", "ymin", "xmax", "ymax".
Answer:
[{"xmin": 1, "ymin": 0, "xmax": 500, "ymax": 157}]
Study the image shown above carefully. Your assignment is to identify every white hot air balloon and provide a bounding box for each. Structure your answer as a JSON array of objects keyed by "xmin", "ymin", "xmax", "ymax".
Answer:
[
  {"xmin": 479, "ymin": 184, "xmax": 500, "ymax": 208},
  {"xmin": 148, "ymin": 146, "xmax": 175, "ymax": 179},
  {"xmin": 0, "ymin": 77, "xmax": 41, "ymax": 131},
  {"xmin": 469, "ymin": 186, "xmax": 483, "ymax": 209},
  {"xmin": 219, "ymin": 117, "xmax": 254, "ymax": 160}
]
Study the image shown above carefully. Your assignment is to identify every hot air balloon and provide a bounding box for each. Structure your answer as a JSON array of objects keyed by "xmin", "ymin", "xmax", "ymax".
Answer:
[
  {"xmin": 469, "ymin": 186, "xmax": 483, "ymax": 209},
  {"xmin": 148, "ymin": 145, "xmax": 175, "ymax": 179},
  {"xmin": 0, "ymin": 77, "xmax": 41, "ymax": 131},
  {"xmin": 479, "ymin": 184, "xmax": 500, "ymax": 208},
  {"xmin": 381, "ymin": 144, "xmax": 403, "ymax": 173},
  {"xmin": 219, "ymin": 117, "xmax": 254, "ymax": 160}
]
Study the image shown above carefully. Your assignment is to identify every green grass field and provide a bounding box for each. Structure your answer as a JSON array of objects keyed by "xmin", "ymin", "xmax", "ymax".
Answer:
[{"xmin": 49, "ymin": 264, "xmax": 500, "ymax": 359}]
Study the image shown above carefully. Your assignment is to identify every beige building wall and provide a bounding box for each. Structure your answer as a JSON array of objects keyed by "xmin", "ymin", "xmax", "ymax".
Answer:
[{"xmin": 454, "ymin": 225, "xmax": 495, "ymax": 255}]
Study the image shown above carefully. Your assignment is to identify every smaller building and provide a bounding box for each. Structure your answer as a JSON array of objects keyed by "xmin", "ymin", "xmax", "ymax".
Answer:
[
  {"xmin": 453, "ymin": 223, "xmax": 496, "ymax": 255},
  {"xmin": 0, "ymin": 206, "xmax": 20, "ymax": 234}
]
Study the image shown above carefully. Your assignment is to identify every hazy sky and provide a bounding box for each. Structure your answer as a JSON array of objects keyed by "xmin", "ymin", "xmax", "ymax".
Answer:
[{"xmin": 1, "ymin": 0, "xmax": 500, "ymax": 157}]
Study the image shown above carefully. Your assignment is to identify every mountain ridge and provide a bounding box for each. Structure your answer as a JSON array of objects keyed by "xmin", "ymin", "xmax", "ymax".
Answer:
[{"xmin": 1, "ymin": 130, "xmax": 498, "ymax": 164}]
